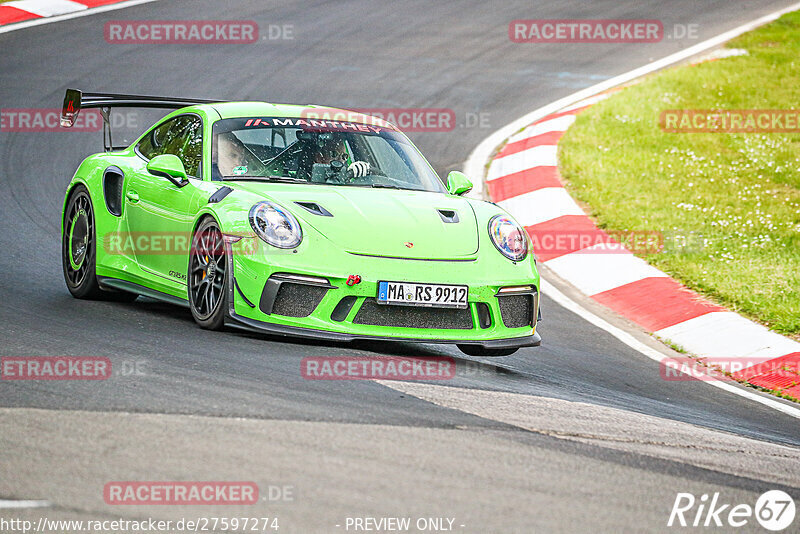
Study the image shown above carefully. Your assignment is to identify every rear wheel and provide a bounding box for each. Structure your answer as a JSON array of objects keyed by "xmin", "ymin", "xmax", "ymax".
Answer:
[
  {"xmin": 62, "ymin": 186, "xmax": 138, "ymax": 301},
  {"xmin": 188, "ymin": 218, "xmax": 228, "ymax": 330},
  {"xmin": 62, "ymin": 186, "xmax": 102, "ymax": 298},
  {"xmin": 457, "ymin": 344, "xmax": 518, "ymax": 357}
]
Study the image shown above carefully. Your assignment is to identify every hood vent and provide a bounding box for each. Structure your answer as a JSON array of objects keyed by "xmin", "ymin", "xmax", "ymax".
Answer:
[
  {"xmin": 295, "ymin": 201, "xmax": 333, "ymax": 217},
  {"xmin": 208, "ymin": 186, "xmax": 233, "ymax": 204},
  {"xmin": 437, "ymin": 209, "xmax": 459, "ymax": 224}
]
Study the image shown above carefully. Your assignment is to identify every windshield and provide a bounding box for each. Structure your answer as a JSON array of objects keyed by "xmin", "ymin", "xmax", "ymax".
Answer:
[{"xmin": 211, "ymin": 117, "xmax": 445, "ymax": 192}]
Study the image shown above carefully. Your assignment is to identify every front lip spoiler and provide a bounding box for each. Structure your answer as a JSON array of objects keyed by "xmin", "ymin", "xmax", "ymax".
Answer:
[
  {"xmin": 226, "ymin": 311, "xmax": 541, "ymax": 349},
  {"xmin": 95, "ymin": 276, "xmax": 542, "ymax": 350}
]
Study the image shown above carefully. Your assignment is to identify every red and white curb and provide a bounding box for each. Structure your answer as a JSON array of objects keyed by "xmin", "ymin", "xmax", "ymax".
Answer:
[
  {"xmin": 0, "ymin": 0, "xmax": 153, "ymax": 28},
  {"xmin": 0, "ymin": 0, "xmax": 112, "ymax": 25},
  {"xmin": 486, "ymin": 94, "xmax": 800, "ymax": 400}
]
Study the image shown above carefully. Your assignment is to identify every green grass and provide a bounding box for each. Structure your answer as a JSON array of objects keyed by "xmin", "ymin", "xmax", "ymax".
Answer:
[{"xmin": 559, "ymin": 11, "xmax": 800, "ymax": 338}]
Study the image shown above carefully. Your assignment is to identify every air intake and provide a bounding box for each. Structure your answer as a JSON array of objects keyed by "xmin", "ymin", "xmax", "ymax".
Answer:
[
  {"xmin": 353, "ymin": 299, "xmax": 473, "ymax": 329},
  {"xmin": 295, "ymin": 202, "xmax": 333, "ymax": 217},
  {"xmin": 437, "ymin": 209, "xmax": 459, "ymax": 223}
]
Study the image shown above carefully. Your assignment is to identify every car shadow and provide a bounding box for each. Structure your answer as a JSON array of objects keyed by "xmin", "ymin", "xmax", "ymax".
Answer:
[{"xmin": 99, "ymin": 295, "xmax": 524, "ymax": 380}]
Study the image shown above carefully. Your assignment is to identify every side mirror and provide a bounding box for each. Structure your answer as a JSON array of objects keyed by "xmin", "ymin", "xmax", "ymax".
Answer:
[
  {"xmin": 447, "ymin": 171, "xmax": 473, "ymax": 196},
  {"xmin": 147, "ymin": 154, "xmax": 189, "ymax": 187}
]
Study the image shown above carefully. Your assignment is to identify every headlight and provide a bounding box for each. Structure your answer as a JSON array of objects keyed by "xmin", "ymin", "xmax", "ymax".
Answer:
[
  {"xmin": 488, "ymin": 214, "xmax": 527, "ymax": 262},
  {"xmin": 249, "ymin": 201, "xmax": 302, "ymax": 249}
]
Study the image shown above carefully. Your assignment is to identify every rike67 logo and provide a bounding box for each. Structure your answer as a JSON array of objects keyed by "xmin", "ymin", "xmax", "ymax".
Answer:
[{"xmin": 669, "ymin": 490, "xmax": 796, "ymax": 531}]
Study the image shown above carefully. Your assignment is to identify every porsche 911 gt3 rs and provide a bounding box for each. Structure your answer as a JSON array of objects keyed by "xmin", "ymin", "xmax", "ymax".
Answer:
[{"xmin": 60, "ymin": 89, "xmax": 541, "ymax": 356}]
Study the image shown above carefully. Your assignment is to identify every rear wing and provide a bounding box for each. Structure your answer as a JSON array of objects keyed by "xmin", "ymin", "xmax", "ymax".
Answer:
[{"xmin": 60, "ymin": 89, "xmax": 225, "ymax": 151}]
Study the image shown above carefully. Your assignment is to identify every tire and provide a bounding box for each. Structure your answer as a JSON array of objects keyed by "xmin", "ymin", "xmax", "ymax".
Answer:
[
  {"xmin": 188, "ymin": 217, "xmax": 228, "ymax": 330},
  {"xmin": 61, "ymin": 186, "xmax": 105, "ymax": 299},
  {"xmin": 457, "ymin": 344, "xmax": 518, "ymax": 357},
  {"xmin": 62, "ymin": 186, "xmax": 138, "ymax": 302}
]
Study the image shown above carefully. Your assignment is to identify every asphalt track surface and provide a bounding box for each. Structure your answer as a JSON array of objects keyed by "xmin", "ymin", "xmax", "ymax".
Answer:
[{"xmin": 1, "ymin": 1, "xmax": 799, "ymax": 532}]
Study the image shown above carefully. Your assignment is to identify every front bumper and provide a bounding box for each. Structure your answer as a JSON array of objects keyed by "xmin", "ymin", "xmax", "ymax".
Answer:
[{"xmin": 225, "ymin": 236, "xmax": 541, "ymax": 347}]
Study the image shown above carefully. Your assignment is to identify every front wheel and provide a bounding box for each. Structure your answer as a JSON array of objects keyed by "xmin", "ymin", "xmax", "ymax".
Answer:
[
  {"xmin": 188, "ymin": 217, "xmax": 228, "ymax": 330},
  {"xmin": 457, "ymin": 344, "xmax": 518, "ymax": 357}
]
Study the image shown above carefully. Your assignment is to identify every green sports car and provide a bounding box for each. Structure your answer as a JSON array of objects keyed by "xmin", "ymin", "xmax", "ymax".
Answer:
[{"xmin": 60, "ymin": 89, "xmax": 540, "ymax": 356}]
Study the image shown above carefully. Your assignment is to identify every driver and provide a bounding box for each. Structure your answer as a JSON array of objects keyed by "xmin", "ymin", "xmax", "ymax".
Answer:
[
  {"xmin": 314, "ymin": 135, "xmax": 371, "ymax": 178},
  {"xmin": 216, "ymin": 132, "xmax": 267, "ymax": 176}
]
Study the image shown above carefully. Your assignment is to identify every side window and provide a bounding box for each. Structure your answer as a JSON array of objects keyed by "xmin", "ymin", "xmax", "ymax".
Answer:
[
  {"xmin": 136, "ymin": 119, "xmax": 174, "ymax": 160},
  {"xmin": 180, "ymin": 118, "xmax": 203, "ymax": 178},
  {"xmin": 136, "ymin": 115, "xmax": 203, "ymax": 178}
]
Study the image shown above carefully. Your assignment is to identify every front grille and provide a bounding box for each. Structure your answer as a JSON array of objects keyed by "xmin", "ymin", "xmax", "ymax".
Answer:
[
  {"xmin": 497, "ymin": 295, "xmax": 532, "ymax": 328},
  {"xmin": 353, "ymin": 299, "xmax": 473, "ymax": 329},
  {"xmin": 271, "ymin": 283, "xmax": 327, "ymax": 317}
]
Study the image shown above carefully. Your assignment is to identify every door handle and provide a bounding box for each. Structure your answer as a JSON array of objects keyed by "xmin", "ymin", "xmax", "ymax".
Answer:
[{"xmin": 126, "ymin": 190, "xmax": 139, "ymax": 203}]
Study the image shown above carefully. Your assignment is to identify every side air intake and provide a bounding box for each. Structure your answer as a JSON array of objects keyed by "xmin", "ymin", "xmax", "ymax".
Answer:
[{"xmin": 103, "ymin": 167, "xmax": 124, "ymax": 216}]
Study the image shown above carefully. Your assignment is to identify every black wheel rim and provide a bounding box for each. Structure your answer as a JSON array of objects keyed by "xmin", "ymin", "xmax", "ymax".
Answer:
[
  {"xmin": 65, "ymin": 193, "xmax": 93, "ymax": 287},
  {"xmin": 189, "ymin": 224, "xmax": 227, "ymax": 319}
]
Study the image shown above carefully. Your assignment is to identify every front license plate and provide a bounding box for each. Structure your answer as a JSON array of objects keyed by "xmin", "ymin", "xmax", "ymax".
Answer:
[{"xmin": 377, "ymin": 281, "xmax": 468, "ymax": 309}]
